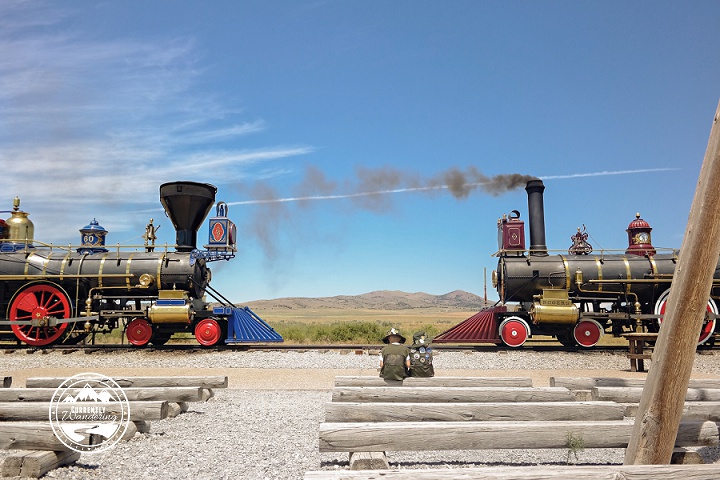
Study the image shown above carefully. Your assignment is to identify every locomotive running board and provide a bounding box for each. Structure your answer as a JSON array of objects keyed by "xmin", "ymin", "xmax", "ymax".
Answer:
[
  {"xmin": 222, "ymin": 306, "xmax": 283, "ymax": 343},
  {"xmin": 0, "ymin": 315, "xmax": 99, "ymax": 326}
]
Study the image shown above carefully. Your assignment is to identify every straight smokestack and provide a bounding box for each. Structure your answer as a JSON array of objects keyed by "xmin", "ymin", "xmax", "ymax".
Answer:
[{"xmin": 525, "ymin": 179, "xmax": 548, "ymax": 256}]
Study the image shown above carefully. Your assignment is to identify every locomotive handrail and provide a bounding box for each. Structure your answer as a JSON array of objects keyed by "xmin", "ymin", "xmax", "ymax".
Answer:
[
  {"xmin": 0, "ymin": 274, "xmax": 133, "ymax": 281},
  {"xmin": 494, "ymin": 247, "xmax": 682, "ymax": 257}
]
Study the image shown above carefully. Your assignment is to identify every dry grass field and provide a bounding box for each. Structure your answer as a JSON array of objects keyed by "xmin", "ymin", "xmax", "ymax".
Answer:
[{"xmin": 256, "ymin": 306, "xmax": 477, "ymax": 344}]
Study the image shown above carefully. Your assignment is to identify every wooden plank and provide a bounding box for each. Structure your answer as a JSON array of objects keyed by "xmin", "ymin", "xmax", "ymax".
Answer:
[
  {"xmin": 0, "ymin": 387, "xmax": 204, "ymax": 403},
  {"xmin": 0, "ymin": 401, "xmax": 168, "ymax": 421},
  {"xmin": 318, "ymin": 420, "xmax": 719, "ymax": 452},
  {"xmin": 334, "ymin": 376, "xmax": 532, "ymax": 387},
  {"xmin": 2, "ymin": 450, "xmax": 81, "ymax": 478},
  {"xmin": 25, "ymin": 376, "xmax": 228, "ymax": 389},
  {"xmin": 325, "ymin": 401, "xmax": 626, "ymax": 423},
  {"xmin": 550, "ymin": 377, "xmax": 720, "ymax": 390},
  {"xmin": 593, "ymin": 387, "xmax": 720, "ymax": 403},
  {"xmin": 332, "ymin": 387, "xmax": 573, "ymax": 403},
  {"xmin": 0, "ymin": 423, "xmax": 82, "ymax": 450},
  {"xmin": 303, "ymin": 464, "xmax": 720, "ymax": 479}
]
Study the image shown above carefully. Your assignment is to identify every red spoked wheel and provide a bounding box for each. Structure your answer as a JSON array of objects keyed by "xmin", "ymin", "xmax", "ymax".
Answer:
[
  {"xmin": 498, "ymin": 316, "xmax": 530, "ymax": 348},
  {"xmin": 9, "ymin": 283, "xmax": 71, "ymax": 346},
  {"xmin": 573, "ymin": 319, "xmax": 604, "ymax": 348},
  {"xmin": 126, "ymin": 318, "xmax": 153, "ymax": 346},
  {"xmin": 195, "ymin": 318, "xmax": 223, "ymax": 347},
  {"xmin": 654, "ymin": 289, "xmax": 717, "ymax": 345}
]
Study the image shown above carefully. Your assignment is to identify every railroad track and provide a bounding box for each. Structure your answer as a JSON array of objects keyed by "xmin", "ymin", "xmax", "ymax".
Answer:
[{"xmin": 0, "ymin": 342, "xmax": 632, "ymax": 354}]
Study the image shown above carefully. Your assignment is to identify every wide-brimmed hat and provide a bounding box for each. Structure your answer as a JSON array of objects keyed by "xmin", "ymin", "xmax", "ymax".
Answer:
[{"xmin": 382, "ymin": 327, "xmax": 406, "ymax": 344}]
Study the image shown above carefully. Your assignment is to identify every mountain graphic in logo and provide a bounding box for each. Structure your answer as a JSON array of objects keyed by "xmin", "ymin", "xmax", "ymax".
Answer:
[{"xmin": 61, "ymin": 384, "xmax": 116, "ymax": 403}]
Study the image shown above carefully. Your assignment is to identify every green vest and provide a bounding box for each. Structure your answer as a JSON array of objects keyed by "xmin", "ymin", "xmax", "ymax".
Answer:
[
  {"xmin": 408, "ymin": 343, "xmax": 434, "ymax": 377},
  {"xmin": 380, "ymin": 343, "xmax": 409, "ymax": 381}
]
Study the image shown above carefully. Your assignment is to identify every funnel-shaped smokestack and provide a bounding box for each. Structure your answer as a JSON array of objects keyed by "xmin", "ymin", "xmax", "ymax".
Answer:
[
  {"xmin": 525, "ymin": 179, "xmax": 548, "ymax": 256},
  {"xmin": 160, "ymin": 181, "xmax": 217, "ymax": 252}
]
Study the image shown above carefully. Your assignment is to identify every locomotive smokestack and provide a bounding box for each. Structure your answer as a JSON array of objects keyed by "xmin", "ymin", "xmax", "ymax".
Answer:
[
  {"xmin": 525, "ymin": 179, "xmax": 548, "ymax": 256},
  {"xmin": 160, "ymin": 181, "xmax": 217, "ymax": 252}
]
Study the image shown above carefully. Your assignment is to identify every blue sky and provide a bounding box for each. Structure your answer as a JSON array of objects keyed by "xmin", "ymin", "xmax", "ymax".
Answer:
[{"xmin": 1, "ymin": 1, "xmax": 719, "ymax": 303}]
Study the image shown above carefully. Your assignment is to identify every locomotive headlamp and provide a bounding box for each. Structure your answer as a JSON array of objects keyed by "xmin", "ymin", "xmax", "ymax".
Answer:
[{"xmin": 139, "ymin": 273, "xmax": 154, "ymax": 286}]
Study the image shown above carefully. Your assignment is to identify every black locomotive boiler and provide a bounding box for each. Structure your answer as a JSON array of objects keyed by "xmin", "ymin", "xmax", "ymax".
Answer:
[
  {"xmin": 0, "ymin": 181, "xmax": 282, "ymax": 347},
  {"xmin": 435, "ymin": 179, "xmax": 720, "ymax": 348}
]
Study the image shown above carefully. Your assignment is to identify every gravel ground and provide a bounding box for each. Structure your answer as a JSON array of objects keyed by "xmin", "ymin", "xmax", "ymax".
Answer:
[{"xmin": 1, "ymin": 349, "xmax": 719, "ymax": 479}]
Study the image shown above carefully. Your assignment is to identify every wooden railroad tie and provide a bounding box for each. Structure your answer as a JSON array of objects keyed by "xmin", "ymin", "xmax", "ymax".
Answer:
[
  {"xmin": 304, "ymin": 464, "xmax": 720, "ymax": 480},
  {"xmin": 0, "ymin": 375, "xmax": 227, "ymax": 478},
  {"xmin": 314, "ymin": 375, "xmax": 720, "ymax": 473}
]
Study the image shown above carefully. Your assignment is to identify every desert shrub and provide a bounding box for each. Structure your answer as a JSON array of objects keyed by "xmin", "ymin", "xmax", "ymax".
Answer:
[{"xmin": 274, "ymin": 321, "xmax": 392, "ymax": 344}]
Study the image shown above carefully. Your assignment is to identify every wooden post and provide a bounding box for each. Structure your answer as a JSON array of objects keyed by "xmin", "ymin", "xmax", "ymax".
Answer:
[{"xmin": 625, "ymin": 100, "xmax": 720, "ymax": 464}]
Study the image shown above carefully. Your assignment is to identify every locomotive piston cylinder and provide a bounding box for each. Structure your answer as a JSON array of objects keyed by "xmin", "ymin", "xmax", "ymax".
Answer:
[
  {"xmin": 147, "ymin": 290, "xmax": 192, "ymax": 324},
  {"xmin": 529, "ymin": 289, "xmax": 579, "ymax": 324}
]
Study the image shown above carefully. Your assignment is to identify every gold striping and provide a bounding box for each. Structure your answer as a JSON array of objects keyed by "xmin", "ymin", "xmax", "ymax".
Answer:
[
  {"xmin": 125, "ymin": 253, "xmax": 135, "ymax": 290},
  {"xmin": 594, "ymin": 256, "xmax": 603, "ymax": 292},
  {"xmin": 43, "ymin": 252, "xmax": 52, "ymax": 276},
  {"xmin": 623, "ymin": 256, "xmax": 631, "ymax": 293},
  {"xmin": 560, "ymin": 255, "xmax": 570, "ymax": 289},
  {"xmin": 649, "ymin": 255, "xmax": 658, "ymax": 277},
  {"xmin": 59, "ymin": 253, "xmax": 70, "ymax": 280},
  {"xmin": 23, "ymin": 252, "xmax": 32, "ymax": 276},
  {"xmin": 98, "ymin": 253, "xmax": 108, "ymax": 288},
  {"xmin": 157, "ymin": 254, "xmax": 165, "ymax": 286}
]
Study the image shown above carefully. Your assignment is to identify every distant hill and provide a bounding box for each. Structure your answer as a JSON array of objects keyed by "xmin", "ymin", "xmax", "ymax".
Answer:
[{"xmin": 243, "ymin": 289, "xmax": 488, "ymax": 311}]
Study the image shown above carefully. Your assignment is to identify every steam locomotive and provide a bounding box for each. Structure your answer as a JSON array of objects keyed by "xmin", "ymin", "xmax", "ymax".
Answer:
[
  {"xmin": 436, "ymin": 179, "xmax": 720, "ymax": 348},
  {"xmin": 0, "ymin": 181, "xmax": 282, "ymax": 347}
]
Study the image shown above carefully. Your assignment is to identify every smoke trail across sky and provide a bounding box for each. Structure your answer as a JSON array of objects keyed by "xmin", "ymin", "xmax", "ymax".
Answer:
[
  {"xmin": 227, "ymin": 165, "xmax": 679, "ymax": 276},
  {"xmin": 228, "ymin": 167, "xmax": 677, "ymax": 207}
]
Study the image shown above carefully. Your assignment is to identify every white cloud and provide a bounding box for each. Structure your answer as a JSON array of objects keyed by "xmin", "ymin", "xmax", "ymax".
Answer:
[{"xmin": 0, "ymin": 3, "xmax": 311, "ymax": 244}]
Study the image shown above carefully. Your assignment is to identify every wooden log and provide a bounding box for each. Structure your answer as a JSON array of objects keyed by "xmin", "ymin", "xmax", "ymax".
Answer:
[
  {"xmin": 25, "ymin": 376, "xmax": 228, "ymax": 389},
  {"xmin": 2, "ymin": 376, "xmax": 10, "ymax": 388},
  {"xmin": 672, "ymin": 447, "xmax": 705, "ymax": 465},
  {"xmin": 303, "ymin": 464, "xmax": 720, "ymax": 479},
  {"xmin": 0, "ymin": 422, "xmax": 83, "ymax": 450},
  {"xmin": 593, "ymin": 387, "xmax": 720, "ymax": 403},
  {"xmin": 1, "ymin": 450, "xmax": 80, "ymax": 478},
  {"xmin": 0, "ymin": 401, "xmax": 168, "ymax": 421},
  {"xmin": 348, "ymin": 452, "xmax": 389, "ymax": 470},
  {"xmin": 318, "ymin": 420, "xmax": 719, "ymax": 452},
  {"xmin": 624, "ymin": 402, "xmax": 720, "ymax": 421},
  {"xmin": 0, "ymin": 387, "xmax": 204, "ymax": 403},
  {"xmin": 120, "ymin": 420, "xmax": 137, "ymax": 441},
  {"xmin": 133, "ymin": 420, "xmax": 151, "ymax": 433},
  {"xmin": 166, "ymin": 403, "xmax": 182, "ymax": 418},
  {"xmin": 334, "ymin": 376, "xmax": 533, "ymax": 387},
  {"xmin": 325, "ymin": 401, "xmax": 626, "ymax": 423},
  {"xmin": 550, "ymin": 377, "xmax": 720, "ymax": 390},
  {"xmin": 627, "ymin": 101, "xmax": 720, "ymax": 464},
  {"xmin": 332, "ymin": 387, "xmax": 574, "ymax": 403}
]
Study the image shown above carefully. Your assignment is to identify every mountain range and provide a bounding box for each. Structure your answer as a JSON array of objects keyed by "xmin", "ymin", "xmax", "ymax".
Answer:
[{"xmin": 244, "ymin": 289, "xmax": 489, "ymax": 311}]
